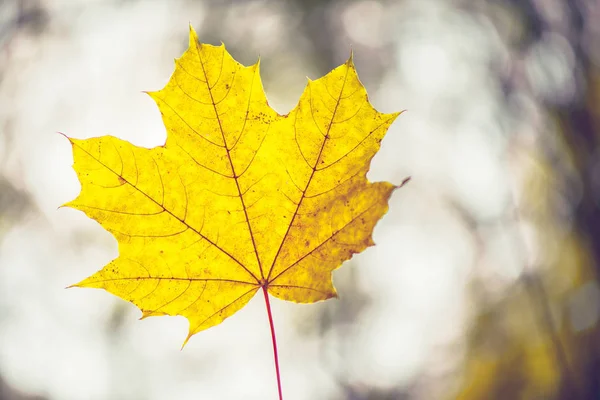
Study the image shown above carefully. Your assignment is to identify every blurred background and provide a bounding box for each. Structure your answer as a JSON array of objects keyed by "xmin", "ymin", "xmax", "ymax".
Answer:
[{"xmin": 1, "ymin": 0, "xmax": 599, "ymax": 399}]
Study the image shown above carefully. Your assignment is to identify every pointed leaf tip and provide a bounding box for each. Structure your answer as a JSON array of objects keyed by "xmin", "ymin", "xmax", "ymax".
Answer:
[
  {"xmin": 181, "ymin": 330, "xmax": 194, "ymax": 350},
  {"xmin": 180, "ymin": 338, "xmax": 189, "ymax": 351},
  {"xmin": 347, "ymin": 48, "xmax": 354, "ymax": 65},
  {"xmin": 396, "ymin": 176, "xmax": 411, "ymax": 189},
  {"xmin": 188, "ymin": 24, "xmax": 199, "ymax": 46},
  {"xmin": 57, "ymin": 131, "xmax": 74, "ymax": 144}
]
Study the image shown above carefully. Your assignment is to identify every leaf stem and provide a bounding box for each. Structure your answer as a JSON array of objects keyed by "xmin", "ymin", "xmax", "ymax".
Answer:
[{"xmin": 262, "ymin": 286, "xmax": 283, "ymax": 400}]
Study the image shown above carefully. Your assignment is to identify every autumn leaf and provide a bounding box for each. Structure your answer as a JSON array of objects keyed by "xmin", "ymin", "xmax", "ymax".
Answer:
[{"xmin": 64, "ymin": 26, "xmax": 403, "ymax": 348}]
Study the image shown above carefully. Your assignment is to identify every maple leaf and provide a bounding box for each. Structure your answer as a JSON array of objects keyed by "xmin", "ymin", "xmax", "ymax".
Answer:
[{"xmin": 65, "ymin": 27, "xmax": 403, "ymax": 348}]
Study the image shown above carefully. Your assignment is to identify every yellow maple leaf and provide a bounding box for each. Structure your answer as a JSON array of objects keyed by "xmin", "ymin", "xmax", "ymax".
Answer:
[{"xmin": 65, "ymin": 26, "xmax": 403, "ymax": 347}]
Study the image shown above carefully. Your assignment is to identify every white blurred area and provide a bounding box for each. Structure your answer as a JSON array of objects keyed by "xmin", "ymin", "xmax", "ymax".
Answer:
[{"xmin": 0, "ymin": 0, "xmax": 583, "ymax": 399}]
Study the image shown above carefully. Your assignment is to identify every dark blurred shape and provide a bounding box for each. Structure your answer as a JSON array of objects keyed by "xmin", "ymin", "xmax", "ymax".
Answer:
[
  {"xmin": 337, "ymin": 384, "xmax": 410, "ymax": 400},
  {"xmin": 0, "ymin": 176, "xmax": 32, "ymax": 233},
  {"xmin": 0, "ymin": 0, "xmax": 48, "ymax": 44},
  {"xmin": 0, "ymin": 376, "xmax": 46, "ymax": 400},
  {"xmin": 457, "ymin": 0, "xmax": 600, "ymax": 398}
]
